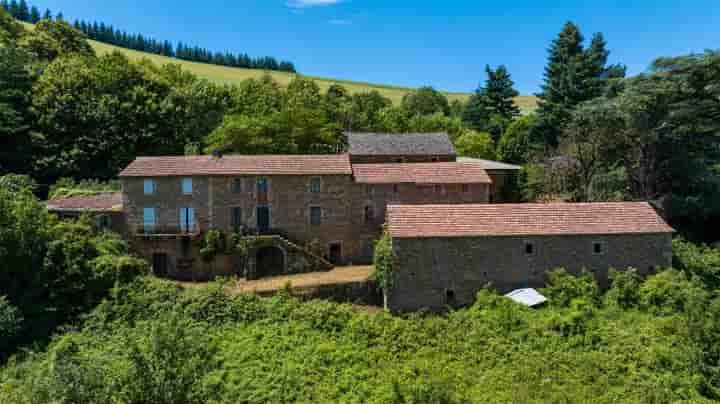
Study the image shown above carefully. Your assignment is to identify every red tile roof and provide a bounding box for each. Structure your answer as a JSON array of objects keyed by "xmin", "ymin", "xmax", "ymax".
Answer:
[
  {"xmin": 47, "ymin": 192, "xmax": 123, "ymax": 212},
  {"xmin": 387, "ymin": 202, "xmax": 674, "ymax": 238},
  {"xmin": 352, "ymin": 162, "xmax": 492, "ymax": 184},
  {"xmin": 119, "ymin": 154, "xmax": 353, "ymax": 177}
]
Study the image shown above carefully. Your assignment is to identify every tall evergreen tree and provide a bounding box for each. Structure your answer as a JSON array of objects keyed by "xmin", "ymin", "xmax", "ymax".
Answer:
[
  {"xmin": 41, "ymin": 8, "xmax": 50, "ymax": 20},
  {"xmin": 8, "ymin": 0, "xmax": 17, "ymax": 18},
  {"xmin": 0, "ymin": 1, "xmax": 8, "ymax": 13},
  {"xmin": 28, "ymin": 5, "xmax": 39, "ymax": 23},
  {"xmin": 16, "ymin": 0, "xmax": 27, "ymax": 21},
  {"xmin": 533, "ymin": 21, "xmax": 622, "ymax": 149},
  {"xmin": 463, "ymin": 65, "xmax": 520, "ymax": 134}
]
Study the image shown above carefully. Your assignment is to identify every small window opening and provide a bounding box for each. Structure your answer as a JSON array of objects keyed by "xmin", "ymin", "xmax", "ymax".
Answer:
[
  {"xmin": 393, "ymin": 184, "xmax": 399, "ymax": 193},
  {"xmin": 593, "ymin": 242, "xmax": 604, "ymax": 255},
  {"xmin": 462, "ymin": 184, "xmax": 470, "ymax": 193},
  {"xmin": 310, "ymin": 177, "xmax": 322, "ymax": 193},
  {"xmin": 525, "ymin": 242, "xmax": 535, "ymax": 255},
  {"xmin": 231, "ymin": 178, "xmax": 242, "ymax": 193},
  {"xmin": 445, "ymin": 289, "xmax": 456, "ymax": 304}
]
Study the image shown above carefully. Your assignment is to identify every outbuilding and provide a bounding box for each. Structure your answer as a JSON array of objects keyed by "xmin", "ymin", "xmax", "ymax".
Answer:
[{"xmin": 386, "ymin": 202, "xmax": 675, "ymax": 312}]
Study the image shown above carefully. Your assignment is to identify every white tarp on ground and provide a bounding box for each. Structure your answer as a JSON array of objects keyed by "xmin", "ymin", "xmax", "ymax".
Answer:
[{"xmin": 504, "ymin": 288, "xmax": 547, "ymax": 307}]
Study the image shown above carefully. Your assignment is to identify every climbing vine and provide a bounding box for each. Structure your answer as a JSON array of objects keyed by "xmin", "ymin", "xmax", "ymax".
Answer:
[
  {"xmin": 200, "ymin": 229, "xmax": 223, "ymax": 262},
  {"xmin": 373, "ymin": 227, "xmax": 394, "ymax": 310}
]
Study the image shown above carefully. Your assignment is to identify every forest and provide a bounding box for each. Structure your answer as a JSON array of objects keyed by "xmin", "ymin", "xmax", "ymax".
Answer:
[
  {"xmin": 1, "ymin": 5, "xmax": 720, "ymax": 402},
  {"xmin": 0, "ymin": 0, "xmax": 297, "ymax": 72}
]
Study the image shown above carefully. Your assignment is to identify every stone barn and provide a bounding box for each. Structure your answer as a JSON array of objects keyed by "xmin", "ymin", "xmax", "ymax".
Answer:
[{"xmin": 385, "ymin": 202, "xmax": 675, "ymax": 312}]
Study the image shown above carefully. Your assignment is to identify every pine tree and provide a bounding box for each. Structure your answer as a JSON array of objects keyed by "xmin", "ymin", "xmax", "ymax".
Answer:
[
  {"xmin": 483, "ymin": 65, "xmax": 520, "ymax": 120},
  {"xmin": 29, "ymin": 5, "xmax": 39, "ymax": 23},
  {"xmin": 533, "ymin": 21, "xmax": 604, "ymax": 148},
  {"xmin": 0, "ymin": 0, "xmax": 8, "ymax": 12},
  {"xmin": 8, "ymin": 0, "xmax": 18, "ymax": 18},
  {"xmin": 17, "ymin": 0, "xmax": 28, "ymax": 21},
  {"xmin": 55, "ymin": 11, "xmax": 63, "ymax": 21}
]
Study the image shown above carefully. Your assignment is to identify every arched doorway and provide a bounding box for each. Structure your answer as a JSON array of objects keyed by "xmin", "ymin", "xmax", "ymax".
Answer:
[{"xmin": 255, "ymin": 246, "xmax": 285, "ymax": 277}]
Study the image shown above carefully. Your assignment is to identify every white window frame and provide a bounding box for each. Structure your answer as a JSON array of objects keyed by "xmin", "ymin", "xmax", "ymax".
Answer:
[
  {"xmin": 143, "ymin": 207, "xmax": 156, "ymax": 233},
  {"xmin": 181, "ymin": 178, "xmax": 193, "ymax": 195},
  {"xmin": 180, "ymin": 207, "xmax": 195, "ymax": 233},
  {"xmin": 143, "ymin": 179, "xmax": 156, "ymax": 195}
]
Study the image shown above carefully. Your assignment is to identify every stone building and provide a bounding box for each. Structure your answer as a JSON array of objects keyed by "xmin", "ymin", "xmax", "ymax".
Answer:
[
  {"xmin": 346, "ymin": 132, "xmax": 457, "ymax": 164},
  {"xmin": 47, "ymin": 192, "xmax": 126, "ymax": 236},
  {"xmin": 385, "ymin": 202, "xmax": 675, "ymax": 312},
  {"xmin": 117, "ymin": 149, "xmax": 492, "ymax": 279}
]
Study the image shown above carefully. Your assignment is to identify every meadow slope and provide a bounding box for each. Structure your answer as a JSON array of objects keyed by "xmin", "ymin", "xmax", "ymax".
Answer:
[{"xmin": 20, "ymin": 22, "xmax": 537, "ymax": 110}]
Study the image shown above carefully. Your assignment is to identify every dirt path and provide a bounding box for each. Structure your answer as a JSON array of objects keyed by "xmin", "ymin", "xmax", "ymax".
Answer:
[{"xmin": 227, "ymin": 266, "xmax": 375, "ymax": 293}]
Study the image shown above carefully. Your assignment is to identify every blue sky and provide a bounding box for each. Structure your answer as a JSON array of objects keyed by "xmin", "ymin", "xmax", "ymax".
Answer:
[{"xmin": 34, "ymin": 0, "xmax": 720, "ymax": 94}]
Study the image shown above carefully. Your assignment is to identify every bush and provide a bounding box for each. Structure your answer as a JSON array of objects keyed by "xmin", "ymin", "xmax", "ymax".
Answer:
[
  {"xmin": 604, "ymin": 267, "xmax": 641, "ymax": 309},
  {"xmin": 0, "ymin": 296, "xmax": 22, "ymax": 353},
  {"xmin": 547, "ymin": 298, "xmax": 596, "ymax": 336},
  {"xmin": 542, "ymin": 268, "xmax": 600, "ymax": 307},
  {"xmin": 373, "ymin": 229, "xmax": 394, "ymax": 310},
  {"xmin": 673, "ymin": 238, "xmax": 720, "ymax": 290},
  {"xmin": 638, "ymin": 269, "xmax": 708, "ymax": 315}
]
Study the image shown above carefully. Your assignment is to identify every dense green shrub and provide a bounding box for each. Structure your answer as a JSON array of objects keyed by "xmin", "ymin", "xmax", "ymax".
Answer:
[
  {"xmin": 542, "ymin": 268, "xmax": 600, "ymax": 307},
  {"xmin": 673, "ymin": 238, "xmax": 720, "ymax": 290},
  {"xmin": 0, "ymin": 274, "xmax": 716, "ymax": 403},
  {"xmin": 0, "ymin": 296, "xmax": 21, "ymax": 350},
  {"xmin": 638, "ymin": 269, "xmax": 708, "ymax": 315},
  {"xmin": 604, "ymin": 267, "xmax": 642, "ymax": 309}
]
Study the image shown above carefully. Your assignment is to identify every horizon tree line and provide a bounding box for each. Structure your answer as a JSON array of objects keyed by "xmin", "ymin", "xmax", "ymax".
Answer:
[{"xmin": 0, "ymin": 0, "xmax": 297, "ymax": 72}]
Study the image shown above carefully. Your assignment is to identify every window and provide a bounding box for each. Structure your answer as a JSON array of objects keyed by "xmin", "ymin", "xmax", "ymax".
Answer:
[
  {"xmin": 420, "ymin": 185, "xmax": 433, "ymax": 196},
  {"xmin": 231, "ymin": 178, "xmax": 242, "ymax": 193},
  {"xmin": 181, "ymin": 178, "xmax": 193, "ymax": 195},
  {"xmin": 364, "ymin": 205, "xmax": 375, "ymax": 223},
  {"xmin": 365, "ymin": 184, "xmax": 374, "ymax": 195},
  {"xmin": 143, "ymin": 179, "xmax": 155, "ymax": 195},
  {"xmin": 257, "ymin": 178, "xmax": 268, "ymax": 193},
  {"xmin": 524, "ymin": 242, "xmax": 535, "ymax": 255},
  {"xmin": 310, "ymin": 177, "xmax": 322, "ymax": 193},
  {"xmin": 593, "ymin": 241, "xmax": 605, "ymax": 255},
  {"xmin": 462, "ymin": 184, "xmax": 470, "ymax": 193},
  {"xmin": 179, "ymin": 207, "xmax": 195, "ymax": 233},
  {"xmin": 435, "ymin": 185, "xmax": 446, "ymax": 196},
  {"xmin": 143, "ymin": 207, "xmax": 156, "ymax": 233},
  {"xmin": 231, "ymin": 207, "xmax": 242, "ymax": 231},
  {"xmin": 310, "ymin": 206, "xmax": 322, "ymax": 225},
  {"xmin": 393, "ymin": 184, "xmax": 400, "ymax": 194}
]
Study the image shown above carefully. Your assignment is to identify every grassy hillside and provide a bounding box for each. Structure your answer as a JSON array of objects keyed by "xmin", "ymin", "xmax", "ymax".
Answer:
[{"xmin": 20, "ymin": 22, "xmax": 537, "ymax": 110}]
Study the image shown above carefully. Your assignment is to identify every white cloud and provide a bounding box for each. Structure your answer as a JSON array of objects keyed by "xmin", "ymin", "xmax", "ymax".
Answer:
[
  {"xmin": 286, "ymin": 0, "xmax": 343, "ymax": 8},
  {"xmin": 328, "ymin": 18, "xmax": 352, "ymax": 25}
]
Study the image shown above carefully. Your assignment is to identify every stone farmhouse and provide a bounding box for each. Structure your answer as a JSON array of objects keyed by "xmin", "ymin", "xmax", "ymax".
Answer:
[{"xmin": 47, "ymin": 132, "xmax": 675, "ymax": 311}]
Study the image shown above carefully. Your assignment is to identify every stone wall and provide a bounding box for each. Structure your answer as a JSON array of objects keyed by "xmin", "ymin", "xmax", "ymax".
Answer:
[
  {"xmin": 349, "ymin": 182, "xmax": 491, "ymax": 264},
  {"xmin": 389, "ymin": 233, "xmax": 673, "ymax": 312}
]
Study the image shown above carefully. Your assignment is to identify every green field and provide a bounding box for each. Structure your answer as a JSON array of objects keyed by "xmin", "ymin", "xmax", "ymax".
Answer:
[{"xmin": 20, "ymin": 22, "xmax": 537, "ymax": 110}]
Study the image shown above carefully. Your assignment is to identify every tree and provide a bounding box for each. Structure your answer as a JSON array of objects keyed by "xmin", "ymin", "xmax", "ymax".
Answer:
[
  {"xmin": 42, "ymin": 8, "xmax": 50, "ymax": 20},
  {"xmin": 401, "ymin": 86, "xmax": 450, "ymax": 116},
  {"xmin": 28, "ymin": 5, "xmax": 39, "ymax": 23},
  {"xmin": 16, "ymin": 0, "xmax": 27, "ymax": 21},
  {"xmin": 0, "ymin": 6, "xmax": 24, "ymax": 44},
  {"xmin": 497, "ymin": 114, "xmax": 538, "ymax": 164},
  {"xmin": 463, "ymin": 65, "xmax": 519, "ymax": 139},
  {"xmin": 454, "ymin": 129, "xmax": 495, "ymax": 159},
  {"xmin": 0, "ymin": 46, "xmax": 36, "ymax": 175},
  {"xmin": 533, "ymin": 22, "xmax": 624, "ymax": 149},
  {"xmin": 21, "ymin": 19, "xmax": 94, "ymax": 60}
]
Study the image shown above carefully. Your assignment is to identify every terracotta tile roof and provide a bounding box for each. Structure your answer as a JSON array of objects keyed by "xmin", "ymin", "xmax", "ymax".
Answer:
[
  {"xmin": 47, "ymin": 192, "xmax": 123, "ymax": 212},
  {"xmin": 346, "ymin": 132, "xmax": 457, "ymax": 156},
  {"xmin": 353, "ymin": 162, "xmax": 492, "ymax": 184},
  {"xmin": 119, "ymin": 154, "xmax": 353, "ymax": 177},
  {"xmin": 387, "ymin": 202, "xmax": 674, "ymax": 238}
]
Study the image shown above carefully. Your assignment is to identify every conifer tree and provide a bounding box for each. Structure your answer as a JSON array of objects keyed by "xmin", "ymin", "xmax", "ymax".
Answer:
[
  {"xmin": 463, "ymin": 65, "xmax": 520, "ymax": 133},
  {"xmin": 29, "ymin": 5, "xmax": 39, "ymax": 23},
  {"xmin": 8, "ymin": 0, "xmax": 18, "ymax": 18},
  {"xmin": 0, "ymin": 0, "xmax": 8, "ymax": 12},
  {"xmin": 532, "ymin": 21, "xmax": 623, "ymax": 149},
  {"xmin": 16, "ymin": 0, "xmax": 27, "ymax": 21},
  {"xmin": 42, "ymin": 8, "xmax": 50, "ymax": 20}
]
